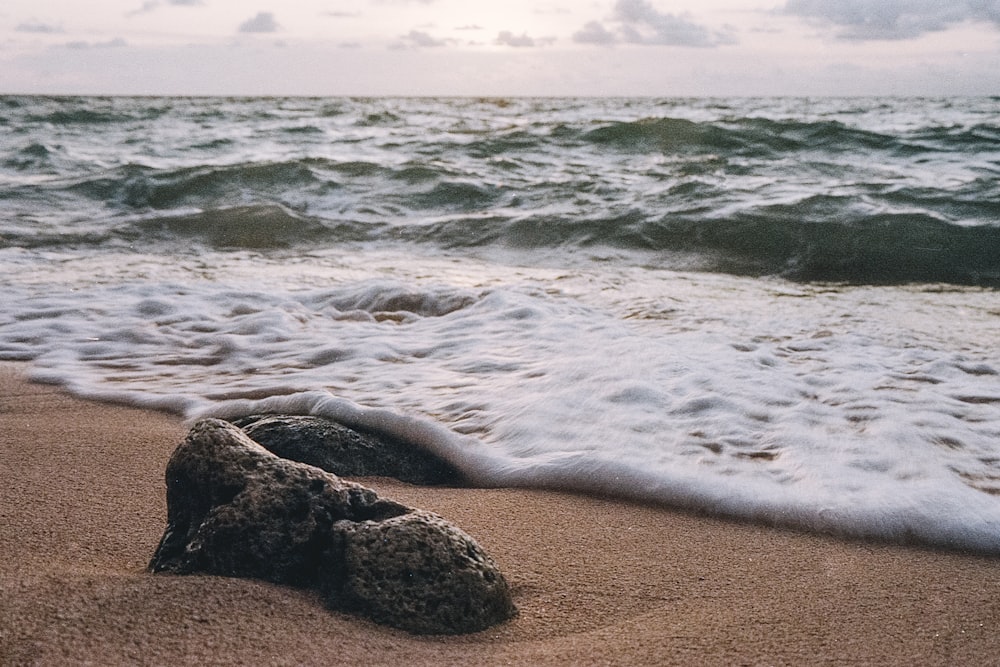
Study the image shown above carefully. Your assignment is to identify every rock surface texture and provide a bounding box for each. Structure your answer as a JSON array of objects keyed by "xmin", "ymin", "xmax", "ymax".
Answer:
[
  {"xmin": 229, "ymin": 414, "xmax": 463, "ymax": 486},
  {"xmin": 148, "ymin": 419, "xmax": 515, "ymax": 634}
]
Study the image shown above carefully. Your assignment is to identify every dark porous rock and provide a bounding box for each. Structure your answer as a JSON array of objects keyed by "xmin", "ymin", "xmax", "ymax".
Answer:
[
  {"xmin": 149, "ymin": 419, "xmax": 515, "ymax": 635},
  {"xmin": 228, "ymin": 414, "xmax": 464, "ymax": 486},
  {"xmin": 335, "ymin": 510, "xmax": 515, "ymax": 635}
]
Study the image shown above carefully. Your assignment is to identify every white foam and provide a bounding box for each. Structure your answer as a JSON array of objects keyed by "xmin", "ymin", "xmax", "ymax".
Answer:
[{"xmin": 3, "ymin": 254, "xmax": 1000, "ymax": 552}]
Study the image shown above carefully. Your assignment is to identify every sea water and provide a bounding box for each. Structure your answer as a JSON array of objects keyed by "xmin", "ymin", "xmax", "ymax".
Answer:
[{"xmin": 2, "ymin": 95, "xmax": 999, "ymax": 551}]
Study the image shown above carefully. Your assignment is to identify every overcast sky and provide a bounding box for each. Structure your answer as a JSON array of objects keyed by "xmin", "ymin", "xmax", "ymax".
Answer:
[{"xmin": 1, "ymin": 0, "xmax": 998, "ymax": 96}]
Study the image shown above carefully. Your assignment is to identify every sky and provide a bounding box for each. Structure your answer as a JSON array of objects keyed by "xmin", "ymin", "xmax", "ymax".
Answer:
[{"xmin": 1, "ymin": 0, "xmax": 998, "ymax": 96}]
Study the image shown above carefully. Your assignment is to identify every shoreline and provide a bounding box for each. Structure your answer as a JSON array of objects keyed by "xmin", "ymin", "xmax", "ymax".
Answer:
[{"xmin": 2, "ymin": 362, "xmax": 999, "ymax": 665}]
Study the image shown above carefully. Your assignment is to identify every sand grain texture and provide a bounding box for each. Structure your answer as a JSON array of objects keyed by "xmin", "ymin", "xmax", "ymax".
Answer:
[{"xmin": 2, "ymin": 362, "xmax": 999, "ymax": 666}]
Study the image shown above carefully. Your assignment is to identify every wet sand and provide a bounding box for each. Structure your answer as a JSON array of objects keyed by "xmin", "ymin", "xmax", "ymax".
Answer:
[{"xmin": 2, "ymin": 362, "xmax": 999, "ymax": 665}]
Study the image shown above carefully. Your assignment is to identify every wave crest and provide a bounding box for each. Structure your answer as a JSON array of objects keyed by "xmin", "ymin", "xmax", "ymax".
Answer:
[{"xmin": 126, "ymin": 204, "xmax": 331, "ymax": 249}]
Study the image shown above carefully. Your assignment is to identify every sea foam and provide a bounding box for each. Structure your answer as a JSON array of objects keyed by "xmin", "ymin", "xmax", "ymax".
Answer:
[{"xmin": 5, "ymin": 252, "xmax": 999, "ymax": 553}]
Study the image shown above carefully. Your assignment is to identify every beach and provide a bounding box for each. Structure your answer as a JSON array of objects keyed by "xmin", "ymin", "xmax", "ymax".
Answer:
[{"xmin": 2, "ymin": 361, "xmax": 998, "ymax": 666}]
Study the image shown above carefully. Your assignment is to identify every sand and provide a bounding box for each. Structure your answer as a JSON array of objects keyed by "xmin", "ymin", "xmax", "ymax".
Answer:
[{"xmin": 2, "ymin": 362, "xmax": 999, "ymax": 666}]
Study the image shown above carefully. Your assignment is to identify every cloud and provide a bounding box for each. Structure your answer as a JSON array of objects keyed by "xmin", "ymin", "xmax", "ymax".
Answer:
[
  {"xmin": 573, "ymin": 21, "xmax": 618, "ymax": 45},
  {"xmin": 129, "ymin": 0, "xmax": 202, "ymax": 15},
  {"xmin": 573, "ymin": 0, "xmax": 736, "ymax": 47},
  {"xmin": 783, "ymin": 0, "xmax": 1000, "ymax": 40},
  {"xmin": 396, "ymin": 30, "xmax": 451, "ymax": 48},
  {"xmin": 65, "ymin": 38, "xmax": 128, "ymax": 49},
  {"xmin": 532, "ymin": 6, "xmax": 572, "ymax": 16},
  {"xmin": 15, "ymin": 21, "xmax": 64, "ymax": 34},
  {"xmin": 239, "ymin": 12, "xmax": 280, "ymax": 34},
  {"xmin": 495, "ymin": 31, "xmax": 555, "ymax": 47}
]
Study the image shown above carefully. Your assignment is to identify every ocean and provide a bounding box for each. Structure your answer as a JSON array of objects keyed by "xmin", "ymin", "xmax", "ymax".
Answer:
[{"xmin": 2, "ymin": 95, "xmax": 999, "ymax": 552}]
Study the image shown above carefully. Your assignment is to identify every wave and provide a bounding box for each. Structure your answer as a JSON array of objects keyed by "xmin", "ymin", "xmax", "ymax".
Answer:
[
  {"xmin": 51, "ymin": 158, "xmax": 490, "ymax": 212},
  {"xmin": 18, "ymin": 97, "xmax": 171, "ymax": 125},
  {"xmin": 403, "ymin": 181, "xmax": 505, "ymax": 211},
  {"xmin": 911, "ymin": 123, "xmax": 1000, "ymax": 149},
  {"xmin": 580, "ymin": 116, "xmax": 1000, "ymax": 157},
  {"xmin": 194, "ymin": 389, "xmax": 1000, "ymax": 555},
  {"xmin": 3, "ymin": 142, "xmax": 58, "ymax": 171},
  {"xmin": 4, "ymin": 97, "xmax": 999, "ymax": 287},
  {"xmin": 580, "ymin": 117, "xmax": 892, "ymax": 155},
  {"xmin": 4, "ymin": 198, "xmax": 997, "ymax": 285},
  {"xmin": 124, "ymin": 204, "xmax": 336, "ymax": 249},
  {"xmin": 304, "ymin": 282, "xmax": 479, "ymax": 319},
  {"xmin": 63, "ymin": 159, "xmax": 331, "ymax": 210},
  {"xmin": 34, "ymin": 109, "xmax": 139, "ymax": 125},
  {"xmin": 397, "ymin": 208, "xmax": 1000, "ymax": 286},
  {"xmin": 629, "ymin": 207, "xmax": 1000, "ymax": 286},
  {"xmin": 355, "ymin": 111, "xmax": 403, "ymax": 127}
]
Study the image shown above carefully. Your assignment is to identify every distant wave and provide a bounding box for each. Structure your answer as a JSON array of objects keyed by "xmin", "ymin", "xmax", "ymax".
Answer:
[
  {"xmin": 65, "ymin": 160, "xmax": 331, "ymax": 209},
  {"xmin": 579, "ymin": 116, "xmax": 1000, "ymax": 158},
  {"xmin": 3, "ymin": 96, "xmax": 998, "ymax": 287},
  {"xmin": 18, "ymin": 98, "xmax": 171, "ymax": 125},
  {"xmin": 127, "ymin": 204, "xmax": 338, "ymax": 249},
  {"xmin": 585, "ymin": 117, "xmax": 884, "ymax": 155}
]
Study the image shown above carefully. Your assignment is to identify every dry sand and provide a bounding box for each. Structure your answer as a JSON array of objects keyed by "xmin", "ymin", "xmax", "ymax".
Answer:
[{"xmin": 2, "ymin": 362, "xmax": 999, "ymax": 665}]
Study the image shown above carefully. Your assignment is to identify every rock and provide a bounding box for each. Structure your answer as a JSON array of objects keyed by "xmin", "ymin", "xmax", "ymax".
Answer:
[
  {"xmin": 336, "ymin": 511, "xmax": 516, "ymax": 634},
  {"xmin": 228, "ymin": 414, "xmax": 463, "ymax": 486},
  {"xmin": 149, "ymin": 419, "xmax": 516, "ymax": 634}
]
